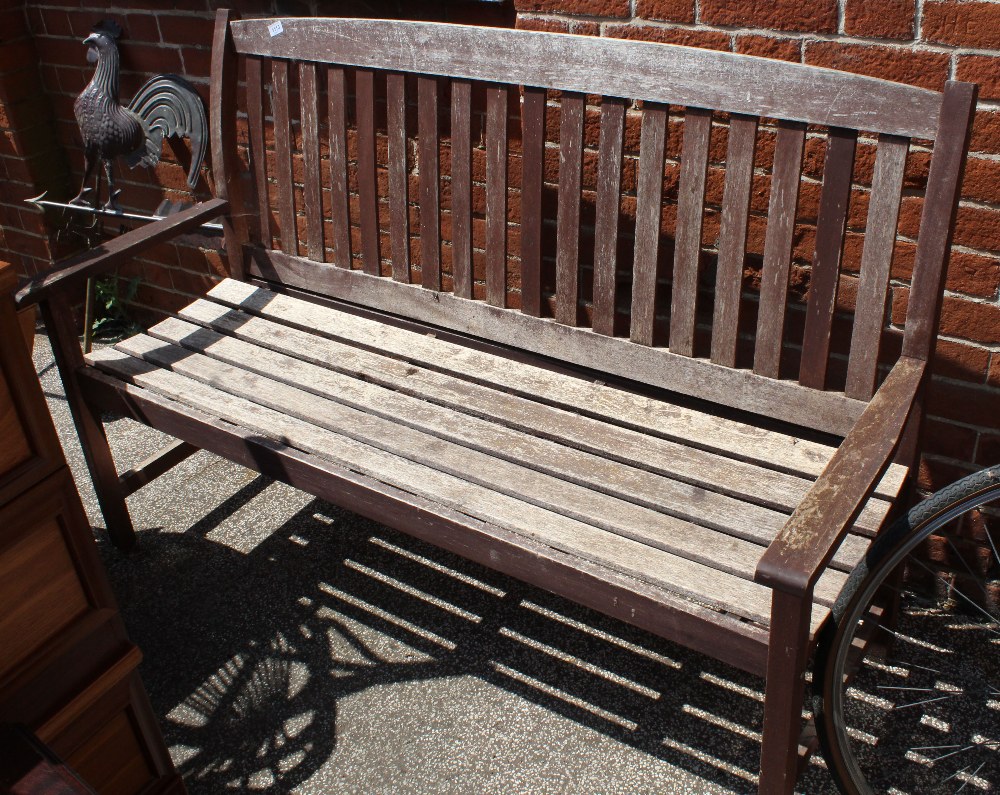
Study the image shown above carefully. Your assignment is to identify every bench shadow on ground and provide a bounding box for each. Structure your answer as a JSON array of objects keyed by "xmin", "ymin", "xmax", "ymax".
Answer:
[{"xmin": 99, "ymin": 473, "xmax": 834, "ymax": 794}]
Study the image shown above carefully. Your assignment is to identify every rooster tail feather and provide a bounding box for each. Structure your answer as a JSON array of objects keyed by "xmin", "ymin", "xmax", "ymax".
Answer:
[{"xmin": 127, "ymin": 74, "xmax": 207, "ymax": 188}]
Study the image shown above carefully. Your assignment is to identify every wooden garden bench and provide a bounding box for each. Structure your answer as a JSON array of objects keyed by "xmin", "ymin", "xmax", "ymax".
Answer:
[{"xmin": 16, "ymin": 10, "xmax": 976, "ymax": 792}]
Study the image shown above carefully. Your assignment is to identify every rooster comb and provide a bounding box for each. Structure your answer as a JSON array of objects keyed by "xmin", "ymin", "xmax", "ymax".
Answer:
[{"xmin": 91, "ymin": 19, "xmax": 123, "ymax": 40}]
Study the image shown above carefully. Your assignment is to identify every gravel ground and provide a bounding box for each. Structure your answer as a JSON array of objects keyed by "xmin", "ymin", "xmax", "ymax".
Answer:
[{"xmin": 33, "ymin": 327, "xmax": 843, "ymax": 795}]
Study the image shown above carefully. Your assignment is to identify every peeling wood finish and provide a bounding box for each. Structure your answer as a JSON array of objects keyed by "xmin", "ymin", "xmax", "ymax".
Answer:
[{"xmin": 231, "ymin": 18, "xmax": 943, "ymax": 139}]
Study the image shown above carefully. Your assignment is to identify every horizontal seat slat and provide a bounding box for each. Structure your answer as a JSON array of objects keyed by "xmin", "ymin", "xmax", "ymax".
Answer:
[
  {"xmin": 87, "ymin": 345, "xmax": 832, "ymax": 635},
  {"xmin": 143, "ymin": 314, "xmax": 871, "ymax": 573},
  {"xmin": 230, "ymin": 18, "xmax": 942, "ymax": 139},
  {"xmin": 205, "ymin": 278, "xmax": 906, "ymax": 502}
]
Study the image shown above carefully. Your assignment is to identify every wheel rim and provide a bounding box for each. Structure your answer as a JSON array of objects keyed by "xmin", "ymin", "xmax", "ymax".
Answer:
[{"xmin": 822, "ymin": 485, "xmax": 1000, "ymax": 794}]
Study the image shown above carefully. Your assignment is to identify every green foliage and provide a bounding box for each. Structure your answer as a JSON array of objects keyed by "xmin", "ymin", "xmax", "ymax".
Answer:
[{"xmin": 91, "ymin": 274, "xmax": 141, "ymax": 341}]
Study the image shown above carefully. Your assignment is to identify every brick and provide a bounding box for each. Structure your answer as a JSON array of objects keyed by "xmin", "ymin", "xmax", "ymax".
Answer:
[
  {"xmin": 932, "ymin": 338, "xmax": 990, "ymax": 382},
  {"xmin": 977, "ymin": 433, "xmax": 1000, "ymax": 466},
  {"xmin": 922, "ymin": 1, "xmax": 1000, "ymax": 49},
  {"xmin": 926, "ymin": 376, "xmax": 1000, "ymax": 431},
  {"xmin": 844, "ymin": 0, "xmax": 916, "ymax": 40},
  {"xmin": 733, "ymin": 34, "xmax": 801, "ymax": 62},
  {"xmin": 158, "ymin": 14, "xmax": 215, "ymax": 47},
  {"xmin": 953, "ymin": 204, "xmax": 1000, "ymax": 252},
  {"xmin": 922, "ymin": 416, "xmax": 979, "ymax": 462},
  {"xmin": 956, "ymin": 56, "xmax": 1000, "ymax": 104},
  {"xmin": 804, "ymin": 41, "xmax": 949, "ymax": 91},
  {"xmin": 636, "ymin": 0, "xmax": 695, "ymax": 24},
  {"xmin": 124, "ymin": 13, "xmax": 161, "ymax": 44},
  {"xmin": 119, "ymin": 43, "xmax": 183, "ymax": 76},
  {"xmin": 971, "ymin": 110, "xmax": 1000, "ymax": 156},
  {"xmin": 513, "ymin": 0, "xmax": 630, "ymax": 18},
  {"xmin": 990, "ymin": 353, "xmax": 1000, "ymax": 389},
  {"xmin": 943, "ymin": 250, "xmax": 1000, "ymax": 299},
  {"xmin": 938, "ymin": 296, "xmax": 1000, "ymax": 345},
  {"xmin": 515, "ymin": 16, "xmax": 570, "ymax": 32},
  {"xmin": 604, "ymin": 24, "xmax": 730, "ymax": 51},
  {"xmin": 0, "ymin": 39, "xmax": 37, "ymax": 76},
  {"xmin": 700, "ymin": 0, "xmax": 838, "ymax": 33}
]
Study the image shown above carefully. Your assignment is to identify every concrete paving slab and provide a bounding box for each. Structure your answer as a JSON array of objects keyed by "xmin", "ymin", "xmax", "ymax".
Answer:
[{"xmin": 33, "ymin": 328, "xmax": 841, "ymax": 794}]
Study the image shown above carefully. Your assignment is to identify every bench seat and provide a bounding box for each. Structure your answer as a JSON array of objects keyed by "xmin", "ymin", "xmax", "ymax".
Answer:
[{"xmin": 85, "ymin": 278, "xmax": 906, "ymax": 674}]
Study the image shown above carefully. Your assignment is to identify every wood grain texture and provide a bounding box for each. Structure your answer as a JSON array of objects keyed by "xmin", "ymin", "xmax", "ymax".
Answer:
[
  {"xmin": 670, "ymin": 107, "xmax": 712, "ymax": 356},
  {"xmin": 486, "ymin": 84, "xmax": 508, "ymax": 308},
  {"xmin": 556, "ymin": 92, "xmax": 584, "ymax": 326},
  {"xmin": 902, "ymin": 81, "xmax": 978, "ymax": 361},
  {"xmin": 519, "ymin": 87, "xmax": 546, "ymax": 318},
  {"xmin": 327, "ymin": 66, "xmax": 351, "ymax": 269},
  {"xmin": 386, "ymin": 72, "xmax": 410, "ymax": 283},
  {"xmin": 711, "ymin": 114, "xmax": 757, "ymax": 367},
  {"xmin": 233, "ymin": 261, "xmax": 874, "ymax": 435},
  {"xmin": 356, "ymin": 69, "xmax": 380, "ymax": 275},
  {"xmin": 799, "ymin": 128, "xmax": 857, "ymax": 389},
  {"xmin": 753, "ymin": 121, "xmax": 805, "ymax": 379},
  {"xmin": 630, "ymin": 104, "xmax": 667, "ymax": 345},
  {"xmin": 592, "ymin": 97, "xmax": 626, "ymax": 337},
  {"xmin": 244, "ymin": 56, "xmax": 271, "ymax": 247},
  {"xmin": 845, "ymin": 135, "xmax": 908, "ymax": 400},
  {"xmin": 450, "ymin": 79, "xmax": 473, "ymax": 299},
  {"xmin": 418, "ymin": 76, "xmax": 441, "ymax": 290},
  {"xmin": 231, "ymin": 18, "xmax": 943, "ymax": 139},
  {"xmin": 271, "ymin": 59, "xmax": 297, "ymax": 257},
  {"xmin": 299, "ymin": 62, "xmax": 324, "ymax": 262}
]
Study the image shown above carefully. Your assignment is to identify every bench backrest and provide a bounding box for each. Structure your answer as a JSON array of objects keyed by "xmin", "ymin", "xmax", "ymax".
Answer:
[{"xmin": 209, "ymin": 11, "xmax": 976, "ymax": 438}]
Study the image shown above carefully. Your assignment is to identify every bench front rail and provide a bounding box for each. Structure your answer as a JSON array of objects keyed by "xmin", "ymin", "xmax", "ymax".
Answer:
[{"xmin": 16, "ymin": 10, "xmax": 977, "ymax": 793}]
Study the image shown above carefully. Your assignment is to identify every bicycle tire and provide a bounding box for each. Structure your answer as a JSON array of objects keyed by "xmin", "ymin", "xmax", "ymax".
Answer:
[{"xmin": 814, "ymin": 465, "xmax": 1000, "ymax": 794}]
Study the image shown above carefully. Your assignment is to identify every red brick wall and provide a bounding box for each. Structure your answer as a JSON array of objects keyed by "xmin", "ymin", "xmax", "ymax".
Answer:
[
  {"xmin": 0, "ymin": 0, "xmax": 997, "ymax": 489},
  {"xmin": 512, "ymin": 0, "xmax": 1000, "ymax": 488}
]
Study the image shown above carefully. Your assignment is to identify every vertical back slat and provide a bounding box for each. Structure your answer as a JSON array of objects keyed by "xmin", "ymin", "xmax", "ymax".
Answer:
[
  {"xmin": 520, "ymin": 87, "xmax": 546, "ymax": 317},
  {"xmin": 327, "ymin": 66, "xmax": 351, "ymax": 269},
  {"xmin": 630, "ymin": 104, "xmax": 668, "ymax": 345},
  {"xmin": 753, "ymin": 121, "xmax": 806, "ymax": 378},
  {"xmin": 592, "ymin": 97, "xmax": 626, "ymax": 337},
  {"xmin": 271, "ymin": 59, "xmax": 297, "ymax": 256},
  {"xmin": 299, "ymin": 62, "xmax": 324, "ymax": 261},
  {"xmin": 386, "ymin": 73, "xmax": 410, "ymax": 282},
  {"xmin": 799, "ymin": 128, "xmax": 857, "ymax": 389},
  {"xmin": 245, "ymin": 56, "xmax": 270, "ymax": 247},
  {"xmin": 670, "ymin": 107, "xmax": 713, "ymax": 356},
  {"xmin": 845, "ymin": 135, "xmax": 909, "ymax": 399},
  {"xmin": 903, "ymin": 82, "xmax": 978, "ymax": 362},
  {"xmin": 556, "ymin": 93, "xmax": 585, "ymax": 326},
  {"xmin": 711, "ymin": 114, "xmax": 758, "ymax": 367},
  {"xmin": 418, "ymin": 76, "xmax": 441, "ymax": 290},
  {"xmin": 356, "ymin": 68, "xmax": 380, "ymax": 274},
  {"xmin": 486, "ymin": 85, "xmax": 508, "ymax": 307},
  {"xmin": 451, "ymin": 79, "xmax": 473, "ymax": 299}
]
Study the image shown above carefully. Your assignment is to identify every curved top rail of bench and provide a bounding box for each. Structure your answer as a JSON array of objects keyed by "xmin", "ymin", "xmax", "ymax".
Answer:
[{"xmin": 231, "ymin": 18, "xmax": 944, "ymax": 140}]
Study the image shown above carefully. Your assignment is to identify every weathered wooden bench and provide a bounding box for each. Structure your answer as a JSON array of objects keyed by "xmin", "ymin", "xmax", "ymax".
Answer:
[{"xmin": 17, "ymin": 10, "xmax": 976, "ymax": 792}]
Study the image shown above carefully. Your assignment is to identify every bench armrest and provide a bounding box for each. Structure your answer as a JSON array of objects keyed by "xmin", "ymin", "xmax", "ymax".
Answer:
[
  {"xmin": 15, "ymin": 197, "xmax": 229, "ymax": 310},
  {"xmin": 754, "ymin": 355, "xmax": 926, "ymax": 595}
]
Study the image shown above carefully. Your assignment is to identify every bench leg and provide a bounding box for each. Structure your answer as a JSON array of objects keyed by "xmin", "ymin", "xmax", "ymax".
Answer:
[
  {"xmin": 758, "ymin": 589, "xmax": 811, "ymax": 794},
  {"xmin": 41, "ymin": 297, "xmax": 136, "ymax": 551}
]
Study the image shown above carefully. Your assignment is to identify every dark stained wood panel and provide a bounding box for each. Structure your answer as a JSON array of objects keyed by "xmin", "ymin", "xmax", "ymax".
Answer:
[
  {"xmin": 753, "ymin": 121, "xmax": 805, "ymax": 379},
  {"xmin": 356, "ymin": 69, "xmax": 380, "ymax": 275},
  {"xmin": 298, "ymin": 62, "xmax": 325, "ymax": 262},
  {"xmin": 556, "ymin": 92, "xmax": 585, "ymax": 326},
  {"xmin": 799, "ymin": 128, "xmax": 857, "ymax": 390},
  {"xmin": 327, "ymin": 66, "xmax": 352, "ymax": 269},
  {"xmin": 630, "ymin": 104, "xmax": 668, "ymax": 346},
  {"xmin": 670, "ymin": 107, "xmax": 712, "ymax": 356},
  {"xmin": 592, "ymin": 97, "xmax": 626, "ymax": 337},
  {"xmin": 418, "ymin": 76, "xmax": 441, "ymax": 290},
  {"xmin": 270, "ymin": 59, "xmax": 297, "ymax": 256},
  {"xmin": 386, "ymin": 72, "xmax": 411, "ymax": 283},
  {"xmin": 244, "ymin": 56, "xmax": 271, "ymax": 247},
  {"xmin": 486, "ymin": 84, "xmax": 508, "ymax": 308},
  {"xmin": 231, "ymin": 19, "xmax": 943, "ymax": 139},
  {"xmin": 845, "ymin": 135, "xmax": 908, "ymax": 400},
  {"xmin": 450, "ymin": 79, "xmax": 473, "ymax": 299},
  {"xmin": 519, "ymin": 87, "xmax": 546, "ymax": 318},
  {"xmin": 711, "ymin": 114, "xmax": 757, "ymax": 367}
]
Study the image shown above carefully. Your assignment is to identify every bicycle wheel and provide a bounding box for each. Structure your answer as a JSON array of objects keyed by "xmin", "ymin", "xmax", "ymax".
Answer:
[{"xmin": 814, "ymin": 465, "xmax": 1000, "ymax": 794}]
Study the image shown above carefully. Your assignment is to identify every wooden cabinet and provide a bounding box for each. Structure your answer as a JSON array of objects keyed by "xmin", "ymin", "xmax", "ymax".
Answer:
[{"xmin": 0, "ymin": 262, "xmax": 182, "ymax": 794}]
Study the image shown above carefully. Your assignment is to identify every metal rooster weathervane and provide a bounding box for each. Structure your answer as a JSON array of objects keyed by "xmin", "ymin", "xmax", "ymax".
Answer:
[{"xmin": 30, "ymin": 19, "xmax": 210, "ymax": 225}]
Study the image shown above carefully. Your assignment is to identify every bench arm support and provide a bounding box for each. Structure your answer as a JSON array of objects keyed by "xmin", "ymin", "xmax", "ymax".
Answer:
[
  {"xmin": 15, "ymin": 197, "xmax": 229, "ymax": 310},
  {"xmin": 754, "ymin": 355, "xmax": 927, "ymax": 595}
]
